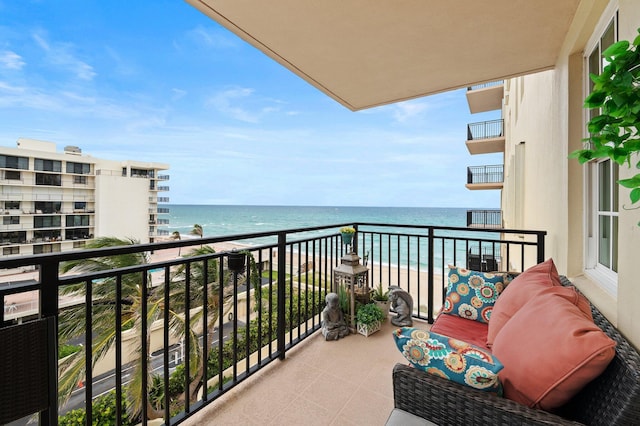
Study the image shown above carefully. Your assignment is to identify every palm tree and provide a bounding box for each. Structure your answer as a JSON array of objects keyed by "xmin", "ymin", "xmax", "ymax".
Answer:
[
  {"xmin": 171, "ymin": 231, "xmax": 182, "ymax": 256},
  {"xmin": 170, "ymin": 245, "xmax": 235, "ymax": 403},
  {"xmin": 57, "ymin": 237, "xmax": 208, "ymax": 421},
  {"xmin": 190, "ymin": 224, "xmax": 203, "ymax": 239}
]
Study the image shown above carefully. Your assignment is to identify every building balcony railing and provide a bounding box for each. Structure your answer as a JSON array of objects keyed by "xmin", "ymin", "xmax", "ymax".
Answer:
[
  {"xmin": 467, "ymin": 80, "xmax": 504, "ymax": 91},
  {"xmin": 467, "ymin": 165, "xmax": 504, "ymax": 185},
  {"xmin": 0, "ymin": 223, "xmax": 546, "ymax": 425},
  {"xmin": 467, "ymin": 119, "xmax": 504, "ymax": 141},
  {"xmin": 157, "ymin": 175, "xmax": 170, "ymax": 181},
  {"xmin": 466, "ymin": 209, "xmax": 502, "ymax": 229}
]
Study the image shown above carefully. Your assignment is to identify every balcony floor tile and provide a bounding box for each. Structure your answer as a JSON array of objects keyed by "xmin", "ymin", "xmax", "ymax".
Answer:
[{"xmin": 184, "ymin": 319, "xmax": 428, "ymax": 425}]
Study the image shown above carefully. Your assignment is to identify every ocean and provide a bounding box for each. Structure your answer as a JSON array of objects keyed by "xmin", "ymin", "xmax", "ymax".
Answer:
[
  {"xmin": 165, "ymin": 205, "xmax": 478, "ymax": 272},
  {"xmin": 166, "ymin": 205, "xmax": 469, "ymax": 239}
]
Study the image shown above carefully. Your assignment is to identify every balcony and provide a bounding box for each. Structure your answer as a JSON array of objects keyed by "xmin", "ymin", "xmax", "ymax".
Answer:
[
  {"xmin": 466, "ymin": 209, "xmax": 502, "ymax": 229},
  {"xmin": 466, "ymin": 165, "xmax": 504, "ymax": 190},
  {"xmin": 0, "ymin": 223, "xmax": 545, "ymax": 425},
  {"xmin": 466, "ymin": 119, "xmax": 505, "ymax": 154},
  {"xmin": 466, "ymin": 81, "xmax": 504, "ymax": 113}
]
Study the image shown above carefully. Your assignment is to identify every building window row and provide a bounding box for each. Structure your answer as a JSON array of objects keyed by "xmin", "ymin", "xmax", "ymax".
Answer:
[
  {"xmin": 34, "ymin": 158, "xmax": 62, "ymax": 172},
  {"xmin": 0, "ymin": 155, "xmax": 29, "ymax": 170}
]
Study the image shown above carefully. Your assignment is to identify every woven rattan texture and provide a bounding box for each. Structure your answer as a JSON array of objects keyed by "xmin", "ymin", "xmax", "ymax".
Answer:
[
  {"xmin": 0, "ymin": 318, "xmax": 51, "ymax": 424},
  {"xmin": 392, "ymin": 276, "xmax": 640, "ymax": 426}
]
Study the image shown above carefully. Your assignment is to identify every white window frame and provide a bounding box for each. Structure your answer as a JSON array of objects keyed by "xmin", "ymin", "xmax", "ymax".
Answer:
[{"xmin": 583, "ymin": 4, "xmax": 619, "ymax": 297}]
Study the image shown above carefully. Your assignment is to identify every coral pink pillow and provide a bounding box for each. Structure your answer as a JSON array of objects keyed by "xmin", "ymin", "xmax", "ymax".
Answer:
[
  {"xmin": 491, "ymin": 286, "xmax": 616, "ymax": 410},
  {"xmin": 487, "ymin": 258, "xmax": 561, "ymax": 347}
]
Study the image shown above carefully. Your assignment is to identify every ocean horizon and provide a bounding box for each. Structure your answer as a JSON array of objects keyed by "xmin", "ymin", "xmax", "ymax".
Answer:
[{"xmin": 166, "ymin": 204, "xmax": 473, "ymax": 238}]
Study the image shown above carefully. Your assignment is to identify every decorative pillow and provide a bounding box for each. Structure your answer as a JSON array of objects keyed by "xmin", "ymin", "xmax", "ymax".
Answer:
[
  {"xmin": 442, "ymin": 266, "xmax": 506, "ymax": 324},
  {"xmin": 491, "ymin": 286, "xmax": 616, "ymax": 410},
  {"xmin": 486, "ymin": 258, "xmax": 561, "ymax": 347},
  {"xmin": 393, "ymin": 327, "xmax": 503, "ymax": 393}
]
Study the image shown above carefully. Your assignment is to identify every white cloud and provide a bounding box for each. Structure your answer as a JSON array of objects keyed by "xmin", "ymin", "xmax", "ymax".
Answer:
[
  {"xmin": 207, "ymin": 87, "xmax": 266, "ymax": 123},
  {"xmin": 186, "ymin": 25, "xmax": 237, "ymax": 49},
  {"xmin": 172, "ymin": 88, "xmax": 187, "ymax": 100},
  {"xmin": 392, "ymin": 100, "xmax": 431, "ymax": 123},
  {"xmin": 0, "ymin": 50, "xmax": 25, "ymax": 70},
  {"xmin": 32, "ymin": 33, "xmax": 96, "ymax": 81}
]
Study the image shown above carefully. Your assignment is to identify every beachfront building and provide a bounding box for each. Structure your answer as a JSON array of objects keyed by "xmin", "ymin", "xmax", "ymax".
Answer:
[
  {"xmin": 0, "ymin": 137, "xmax": 170, "ymax": 257},
  {"xmin": 186, "ymin": 0, "xmax": 640, "ymax": 352}
]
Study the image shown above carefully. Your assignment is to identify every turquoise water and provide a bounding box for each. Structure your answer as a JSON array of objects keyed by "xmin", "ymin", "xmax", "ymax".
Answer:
[
  {"xmin": 166, "ymin": 204, "xmax": 468, "ymax": 239},
  {"xmin": 165, "ymin": 205, "xmax": 491, "ymax": 272}
]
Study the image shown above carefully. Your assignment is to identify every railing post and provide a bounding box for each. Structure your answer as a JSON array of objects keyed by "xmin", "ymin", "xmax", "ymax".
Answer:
[
  {"xmin": 277, "ymin": 232, "xmax": 286, "ymax": 360},
  {"xmin": 427, "ymin": 227, "xmax": 434, "ymax": 324},
  {"xmin": 353, "ymin": 224, "xmax": 359, "ymax": 255},
  {"xmin": 536, "ymin": 232, "xmax": 546, "ymax": 264},
  {"xmin": 40, "ymin": 260, "xmax": 59, "ymax": 426}
]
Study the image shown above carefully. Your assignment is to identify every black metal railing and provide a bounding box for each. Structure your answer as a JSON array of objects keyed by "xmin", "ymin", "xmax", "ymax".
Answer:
[
  {"xmin": 467, "ymin": 81, "xmax": 503, "ymax": 91},
  {"xmin": 467, "ymin": 165, "xmax": 504, "ymax": 184},
  {"xmin": 467, "ymin": 119, "xmax": 504, "ymax": 141},
  {"xmin": 0, "ymin": 223, "xmax": 545, "ymax": 425},
  {"xmin": 466, "ymin": 210, "xmax": 502, "ymax": 228}
]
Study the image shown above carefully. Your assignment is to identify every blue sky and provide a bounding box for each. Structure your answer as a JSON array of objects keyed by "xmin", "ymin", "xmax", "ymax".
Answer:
[{"xmin": 0, "ymin": 1, "xmax": 501, "ymax": 208}]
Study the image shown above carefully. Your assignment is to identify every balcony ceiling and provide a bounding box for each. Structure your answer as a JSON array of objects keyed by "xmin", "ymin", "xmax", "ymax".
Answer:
[{"xmin": 186, "ymin": 0, "xmax": 582, "ymax": 111}]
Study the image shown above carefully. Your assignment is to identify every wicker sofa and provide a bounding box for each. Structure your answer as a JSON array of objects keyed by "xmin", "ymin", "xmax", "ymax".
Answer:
[{"xmin": 391, "ymin": 276, "xmax": 640, "ymax": 426}]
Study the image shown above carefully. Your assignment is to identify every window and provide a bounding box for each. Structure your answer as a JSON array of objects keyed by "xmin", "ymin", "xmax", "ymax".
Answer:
[
  {"xmin": 5, "ymin": 201, "xmax": 20, "ymax": 210},
  {"xmin": 35, "ymin": 202, "xmax": 61, "ymax": 214},
  {"xmin": 3, "ymin": 247, "xmax": 19, "ymax": 255},
  {"xmin": 66, "ymin": 161, "xmax": 91, "ymax": 174},
  {"xmin": 66, "ymin": 215, "xmax": 89, "ymax": 227},
  {"xmin": 74, "ymin": 202, "xmax": 86, "ymax": 211},
  {"xmin": 73, "ymin": 175, "xmax": 88, "ymax": 184},
  {"xmin": 34, "ymin": 216, "xmax": 61, "ymax": 228},
  {"xmin": 34, "ymin": 244, "xmax": 61, "ymax": 254},
  {"xmin": 0, "ymin": 155, "xmax": 28, "ymax": 170},
  {"xmin": 585, "ymin": 13, "xmax": 619, "ymax": 294},
  {"xmin": 34, "ymin": 158, "xmax": 61, "ymax": 172},
  {"xmin": 4, "ymin": 170, "xmax": 20, "ymax": 180},
  {"xmin": 35, "ymin": 173, "xmax": 62, "ymax": 186},
  {"xmin": 3, "ymin": 216, "xmax": 19, "ymax": 225}
]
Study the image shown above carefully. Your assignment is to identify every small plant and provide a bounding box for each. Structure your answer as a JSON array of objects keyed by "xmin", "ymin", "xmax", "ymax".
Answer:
[
  {"xmin": 340, "ymin": 226, "xmax": 356, "ymax": 234},
  {"xmin": 372, "ymin": 283, "xmax": 389, "ymax": 302},
  {"xmin": 356, "ymin": 303, "xmax": 385, "ymax": 326},
  {"xmin": 337, "ymin": 284, "xmax": 350, "ymax": 314}
]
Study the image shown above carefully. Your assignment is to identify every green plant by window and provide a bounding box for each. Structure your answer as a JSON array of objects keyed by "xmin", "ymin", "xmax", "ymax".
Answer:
[
  {"xmin": 570, "ymin": 28, "xmax": 640, "ymax": 220},
  {"xmin": 356, "ymin": 303, "xmax": 385, "ymax": 325}
]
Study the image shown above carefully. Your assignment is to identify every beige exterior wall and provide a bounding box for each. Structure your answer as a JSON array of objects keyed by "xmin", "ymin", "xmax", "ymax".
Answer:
[
  {"xmin": 501, "ymin": 0, "xmax": 640, "ymax": 348},
  {"xmin": 94, "ymin": 171, "xmax": 151, "ymax": 243}
]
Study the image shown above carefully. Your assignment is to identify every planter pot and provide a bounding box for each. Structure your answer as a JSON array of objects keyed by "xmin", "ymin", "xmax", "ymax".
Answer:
[
  {"xmin": 227, "ymin": 251, "xmax": 246, "ymax": 273},
  {"xmin": 357, "ymin": 320, "xmax": 382, "ymax": 337},
  {"xmin": 374, "ymin": 300, "xmax": 391, "ymax": 318},
  {"xmin": 340, "ymin": 232, "xmax": 354, "ymax": 246}
]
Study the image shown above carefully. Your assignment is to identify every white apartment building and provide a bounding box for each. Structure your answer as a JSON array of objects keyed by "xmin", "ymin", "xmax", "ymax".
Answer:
[{"xmin": 0, "ymin": 138, "xmax": 170, "ymax": 257}]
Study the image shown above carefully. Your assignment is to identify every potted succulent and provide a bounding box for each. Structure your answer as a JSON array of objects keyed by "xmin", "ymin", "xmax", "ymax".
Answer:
[
  {"xmin": 356, "ymin": 303, "xmax": 385, "ymax": 337},
  {"xmin": 371, "ymin": 283, "xmax": 390, "ymax": 318},
  {"xmin": 339, "ymin": 226, "xmax": 356, "ymax": 246}
]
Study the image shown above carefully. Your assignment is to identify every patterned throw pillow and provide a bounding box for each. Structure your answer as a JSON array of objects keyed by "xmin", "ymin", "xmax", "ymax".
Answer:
[
  {"xmin": 393, "ymin": 327, "xmax": 503, "ymax": 393},
  {"xmin": 442, "ymin": 265, "xmax": 506, "ymax": 324}
]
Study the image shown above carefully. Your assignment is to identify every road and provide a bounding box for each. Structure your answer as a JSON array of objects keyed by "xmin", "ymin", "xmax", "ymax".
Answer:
[{"xmin": 59, "ymin": 320, "xmax": 240, "ymax": 415}]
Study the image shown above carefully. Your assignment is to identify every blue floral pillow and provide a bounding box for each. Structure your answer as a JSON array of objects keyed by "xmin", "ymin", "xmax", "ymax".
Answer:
[
  {"xmin": 442, "ymin": 265, "xmax": 506, "ymax": 323},
  {"xmin": 393, "ymin": 327, "xmax": 503, "ymax": 393}
]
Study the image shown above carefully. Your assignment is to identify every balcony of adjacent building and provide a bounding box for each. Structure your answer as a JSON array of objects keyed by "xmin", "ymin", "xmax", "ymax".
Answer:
[
  {"xmin": 0, "ymin": 223, "xmax": 546, "ymax": 426},
  {"xmin": 465, "ymin": 81, "xmax": 504, "ymax": 113},
  {"xmin": 466, "ymin": 165, "xmax": 503, "ymax": 190},
  {"xmin": 466, "ymin": 209, "xmax": 502, "ymax": 229},
  {"xmin": 466, "ymin": 119, "xmax": 505, "ymax": 155}
]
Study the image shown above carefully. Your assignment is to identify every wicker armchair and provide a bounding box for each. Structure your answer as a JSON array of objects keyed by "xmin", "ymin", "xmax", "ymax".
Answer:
[
  {"xmin": 391, "ymin": 277, "xmax": 640, "ymax": 425},
  {"xmin": 0, "ymin": 317, "xmax": 56, "ymax": 424}
]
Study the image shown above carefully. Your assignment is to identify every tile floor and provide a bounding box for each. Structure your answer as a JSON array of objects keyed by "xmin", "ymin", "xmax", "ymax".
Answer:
[{"xmin": 184, "ymin": 319, "xmax": 429, "ymax": 425}]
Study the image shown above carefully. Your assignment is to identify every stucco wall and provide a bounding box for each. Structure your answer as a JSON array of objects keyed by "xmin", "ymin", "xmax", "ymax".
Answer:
[
  {"xmin": 94, "ymin": 173, "xmax": 150, "ymax": 243},
  {"xmin": 502, "ymin": 0, "xmax": 640, "ymax": 349}
]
